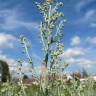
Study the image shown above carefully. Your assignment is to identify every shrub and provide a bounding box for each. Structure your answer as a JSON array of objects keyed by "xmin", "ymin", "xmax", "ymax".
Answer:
[{"xmin": 0, "ymin": 60, "xmax": 10, "ymax": 82}]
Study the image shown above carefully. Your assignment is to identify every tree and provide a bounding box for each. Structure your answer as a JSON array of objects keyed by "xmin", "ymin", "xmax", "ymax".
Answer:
[{"xmin": 0, "ymin": 60, "xmax": 10, "ymax": 82}]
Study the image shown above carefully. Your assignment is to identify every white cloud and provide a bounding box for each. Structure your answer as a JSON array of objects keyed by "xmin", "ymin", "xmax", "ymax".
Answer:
[
  {"xmin": 75, "ymin": 9, "xmax": 96, "ymax": 25},
  {"xmin": 61, "ymin": 47, "xmax": 85, "ymax": 58},
  {"xmin": 59, "ymin": 37, "xmax": 96, "ymax": 71},
  {"xmin": 66, "ymin": 58, "xmax": 96, "ymax": 65},
  {"xmin": 0, "ymin": 53, "xmax": 32, "ymax": 77},
  {"xmin": 85, "ymin": 10, "xmax": 95, "ymax": 19},
  {"xmin": 0, "ymin": 53, "xmax": 17, "ymax": 70},
  {"xmin": 90, "ymin": 23, "xmax": 96, "ymax": 28},
  {"xmin": 0, "ymin": 0, "xmax": 15, "ymax": 9},
  {"xmin": 71, "ymin": 36, "xmax": 80, "ymax": 46},
  {"xmin": 59, "ymin": 43, "xmax": 96, "ymax": 69},
  {"xmin": 75, "ymin": 1, "xmax": 85, "ymax": 12},
  {"xmin": 0, "ymin": 33, "xmax": 17, "ymax": 48},
  {"xmin": 0, "ymin": 9, "xmax": 39, "ymax": 31},
  {"xmin": 75, "ymin": 0, "xmax": 95, "ymax": 12},
  {"xmin": 86, "ymin": 37, "xmax": 96, "ymax": 44},
  {"xmin": 74, "ymin": 0, "xmax": 96, "ymax": 27},
  {"xmin": 0, "ymin": 51, "xmax": 3, "ymax": 54}
]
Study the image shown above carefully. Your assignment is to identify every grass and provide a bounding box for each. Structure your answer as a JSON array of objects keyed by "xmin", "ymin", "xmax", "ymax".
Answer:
[{"xmin": 0, "ymin": 78, "xmax": 96, "ymax": 96}]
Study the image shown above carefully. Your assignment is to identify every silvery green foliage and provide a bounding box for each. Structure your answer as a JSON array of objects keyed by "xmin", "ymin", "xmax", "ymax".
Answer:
[
  {"xmin": 36, "ymin": 0, "xmax": 66, "ymax": 68},
  {"xmin": 0, "ymin": 0, "xmax": 96, "ymax": 96},
  {"xmin": 35, "ymin": 0, "xmax": 68, "ymax": 96},
  {"xmin": 20, "ymin": 35, "xmax": 34, "ymax": 68},
  {"xmin": 17, "ymin": 60, "xmax": 27, "ymax": 96}
]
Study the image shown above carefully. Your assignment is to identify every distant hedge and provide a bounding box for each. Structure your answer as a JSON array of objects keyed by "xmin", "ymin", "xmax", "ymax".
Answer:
[{"xmin": 0, "ymin": 60, "xmax": 10, "ymax": 82}]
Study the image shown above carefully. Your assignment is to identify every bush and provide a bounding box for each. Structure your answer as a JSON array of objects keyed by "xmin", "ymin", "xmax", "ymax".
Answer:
[{"xmin": 0, "ymin": 60, "xmax": 10, "ymax": 82}]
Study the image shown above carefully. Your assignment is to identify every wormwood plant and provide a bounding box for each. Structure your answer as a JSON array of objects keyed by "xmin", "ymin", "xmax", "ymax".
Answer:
[
  {"xmin": 35, "ymin": 0, "xmax": 67, "ymax": 95},
  {"xmin": 19, "ymin": 0, "xmax": 96, "ymax": 96},
  {"xmin": 0, "ymin": 0, "xmax": 96, "ymax": 96},
  {"xmin": 20, "ymin": 0, "xmax": 67, "ymax": 96}
]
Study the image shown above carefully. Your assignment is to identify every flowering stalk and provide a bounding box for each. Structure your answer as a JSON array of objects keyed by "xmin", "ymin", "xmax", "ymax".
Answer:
[
  {"xmin": 17, "ymin": 60, "xmax": 27, "ymax": 96},
  {"xmin": 20, "ymin": 35, "xmax": 34, "ymax": 69},
  {"xmin": 36, "ymin": 0, "xmax": 66, "ymax": 68},
  {"xmin": 36, "ymin": 0, "xmax": 67, "ymax": 95}
]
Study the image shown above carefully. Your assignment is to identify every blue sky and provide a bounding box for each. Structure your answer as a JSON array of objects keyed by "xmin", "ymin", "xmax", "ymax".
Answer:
[{"xmin": 0, "ymin": 0, "xmax": 96, "ymax": 76}]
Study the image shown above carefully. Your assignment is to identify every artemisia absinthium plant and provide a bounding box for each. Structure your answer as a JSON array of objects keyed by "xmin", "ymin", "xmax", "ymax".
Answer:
[
  {"xmin": 20, "ymin": 0, "xmax": 67, "ymax": 95},
  {"xmin": 0, "ymin": 0, "xmax": 96, "ymax": 96},
  {"xmin": 35, "ymin": 0, "xmax": 68, "ymax": 96}
]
